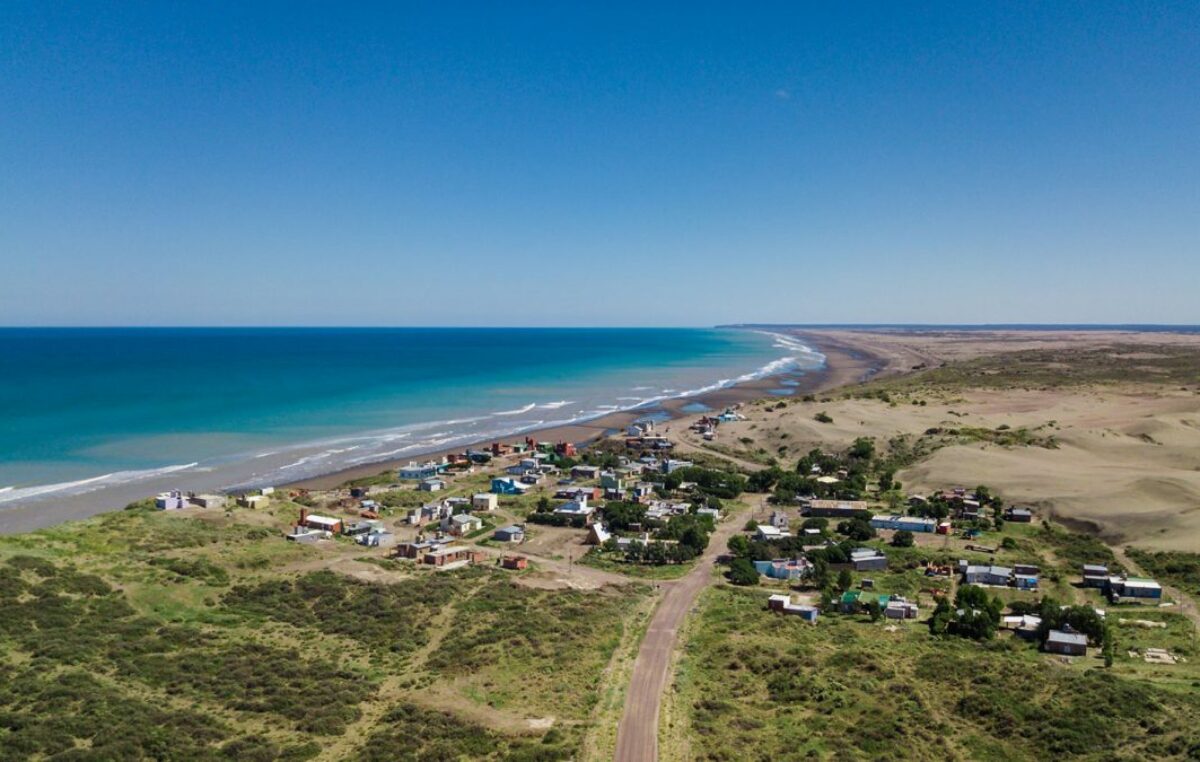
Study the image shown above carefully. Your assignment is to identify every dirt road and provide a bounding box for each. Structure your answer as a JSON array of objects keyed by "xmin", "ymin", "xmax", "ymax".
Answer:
[{"xmin": 613, "ymin": 509, "xmax": 756, "ymax": 762}]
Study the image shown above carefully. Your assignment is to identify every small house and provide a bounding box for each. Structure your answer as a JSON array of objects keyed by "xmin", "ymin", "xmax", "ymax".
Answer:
[
  {"xmin": 571, "ymin": 464, "xmax": 601, "ymax": 480},
  {"xmin": 964, "ymin": 564, "xmax": 1012, "ymax": 587},
  {"xmin": 472, "ymin": 493, "xmax": 498, "ymax": 512},
  {"xmin": 870, "ymin": 514, "xmax": 937, "ymax": 533},
  {"xmin": 155, "ymin": 490, "xmax": 188, "ymax": 511},
  {"xmin": 884, "ymin": 599, "xmax": 920, "ymax": 620},
  {"xmin": 1045, "ymin": 629, "xmax": 1088, "ymax": 656},
  {"xmin": 754, "ymin": 525, "xmax": 786, "ymax": 542},
  {"xmin": 766, "ymin": 594, "xmax": 819, "ymax": 622},
  {"xmin": 358, "ymin": 529, "xmax": 395, "ymax": 547},
  {"xmin": 491, "ymin": 477, "xmax": 529, "ymax": 495},
  {"xmin": 446, "ymin": 513, "xmax": 483, "ymax": 536},
  {"xmin": 754, "ymin": 558, "xmax": 812, "ymax": 581},
  {"xmin": 1005, "ymin": 507, "xmax": 1034, "ymax": 523},
  {"xmin": 399, "ymin": 461, "xmax": 441, "ymax": 480},
  {"xmin": 850, "ymin": 548, "xmax": 888, "ymax": 572},
  {"xmin": 501, "ymin": 555, "xmax": 528, "ymax": 571},
  {"xmin": 1081, "ymin": 564, "xmax": 1110, "ymax": 588},
  {"xmin": 554, "ymin": 496, "xmax": 596, "ymax": 524},
  {"xmin": 493, "ymin": 524, "xmax": 525, "ymax": 543},
  {"xmin": 1107, "ymin": 576, "xmax": 1163, "ymax": 602},
  {"xmin": 419, "ymin": 477, "xmax": 446, "ymax": 492},
  {"xmin": 302, "ymin": 514, "xmax": 343, "ymax": 534}
]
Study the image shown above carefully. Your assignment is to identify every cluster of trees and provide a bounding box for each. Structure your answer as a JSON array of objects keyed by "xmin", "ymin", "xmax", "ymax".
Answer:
[
  {"xmin": 929, "ymin": 584, "xmax": 1004, "ymax": 640},
  {"xmin": 661, "ymin": 466, "xmax": 746, "ymax": 499},
  {"xmin": 750, "ymin": 440, "xmax": 888, "ymax": 502},
  {"xmin": 598, "ymin": 512, "xmax": 714, "ymax": 566}
]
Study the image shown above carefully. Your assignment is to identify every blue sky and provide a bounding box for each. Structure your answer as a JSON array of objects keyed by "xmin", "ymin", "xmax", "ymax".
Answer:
[{"xmin": 2, "ymin": 2, "xmax": 1197, "ymax": 326}]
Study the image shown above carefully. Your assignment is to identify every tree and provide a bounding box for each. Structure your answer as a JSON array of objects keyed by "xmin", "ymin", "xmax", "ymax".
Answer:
[
  {"xmin": 865, "ymin": 599, "xmax": 883, "ymax": 622},
  {"xmin": 810, "ymin": 556, "xmax": 830, "ymax": 589},
  {"xmin": 747, "ymin": 467, "xmax": 782, "ymax": 493},
  {"xmin": 837, "ymin": 518, "xmax": 876, "ymax": 541},
  {"xmin": 891, "ymin": 530, "xmax": 915, "ymax": 548},
  {"xmin": 837, "ymin": 568, "xmax": 853, "ymax": 591},
  {"xmin": 728, "ymin": 558, "xmax": 759, "ymax": 586},
  {"xmin": 849, "ymin": 437, "xmax": 875, "ymax": 461},
  {"xmin": 727, "ymin": 534, "xmax": 751, "ymax": 558}
]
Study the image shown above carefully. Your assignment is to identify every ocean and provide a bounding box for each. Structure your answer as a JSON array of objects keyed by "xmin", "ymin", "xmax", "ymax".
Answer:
[{"xmin": 0, "ymin": 327, "xmax": 822, "ymax": 516}]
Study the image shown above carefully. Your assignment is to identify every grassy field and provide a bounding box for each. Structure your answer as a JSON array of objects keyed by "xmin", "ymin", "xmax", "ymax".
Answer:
[
  {"xmin": 663, "ymin": 583, "xmax": 1200, "ymax": 762},
  {"xmin": 0, "ymin": 502, "xmax": 650, "ymax": 760}
]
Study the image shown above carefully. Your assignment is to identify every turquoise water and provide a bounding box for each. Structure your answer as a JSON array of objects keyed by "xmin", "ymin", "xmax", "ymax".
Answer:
[{"xmin": 0, "ymin": 328, "xmax": 821, "ymax": 505}]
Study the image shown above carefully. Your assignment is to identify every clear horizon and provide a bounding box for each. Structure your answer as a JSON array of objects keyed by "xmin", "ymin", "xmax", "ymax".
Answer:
[{"xmin": 2, "ymin": 2, "xmax": 1197, "ymax": 326}]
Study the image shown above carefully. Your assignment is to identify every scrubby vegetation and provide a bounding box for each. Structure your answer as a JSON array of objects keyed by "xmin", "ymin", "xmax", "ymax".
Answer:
[
  {"xmin": 223, "ymin": 568, "xmax": 476, "ymax": 654},
  {"xmin": 667, "ymin": 584, "xmax": 1200, "ymax": 761},
  {"xmin": 1128, "ymin": 548, "xmax": 1200, "ymax": 600},
  {"xmin": 428, "ymin": 580, "xmax": 646, "ymax": 719}
]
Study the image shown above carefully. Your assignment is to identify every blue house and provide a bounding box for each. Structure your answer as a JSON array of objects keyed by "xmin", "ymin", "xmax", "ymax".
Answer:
[
  {"xmin": 870, "ymin": 514, "xmax": 937, "ymax": 533},
  {"xmin": 491, "ymin": 477, "xmax": 529, "ymax": 495},
  {"xmin": 754, "ymin": 558, "xmax": 812, "ymax": 581}
]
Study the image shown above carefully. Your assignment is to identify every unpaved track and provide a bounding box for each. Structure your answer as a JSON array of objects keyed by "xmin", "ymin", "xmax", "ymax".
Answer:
[{"xmin": 613, "ymin": 511, "xmax": 754, "ymax": 762}]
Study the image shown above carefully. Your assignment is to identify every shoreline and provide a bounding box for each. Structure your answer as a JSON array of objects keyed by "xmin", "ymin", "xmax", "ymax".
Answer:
[
  {"xmin": 0, "ymin": 330, "xmax": 893, "ymax": 534},
  {"xmin": 285, "ymin": 330, "xmax": 892, "ymax": 490}
]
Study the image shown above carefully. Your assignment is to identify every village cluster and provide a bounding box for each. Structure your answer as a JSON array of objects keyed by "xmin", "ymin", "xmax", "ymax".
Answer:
[
  {"xmin": 153, "ymin": 411, "xmax": 750, "ymax": 579},
  {"xmin": 153, "ymin": 404, "xmax": 1172, "ymax": 664},
  {"xmin": 743, "ymin": 484, "xmax": 1166, "ymax": 659}
]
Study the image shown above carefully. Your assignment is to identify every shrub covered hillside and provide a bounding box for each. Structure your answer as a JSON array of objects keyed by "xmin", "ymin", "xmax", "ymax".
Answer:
[
  {"xmin": 0, "ymin": 506, "xmax": 651, "ymax": 761},
  {"xmin": 664, "ymin": 585, "xmax": 1200, "ymax": 762}
]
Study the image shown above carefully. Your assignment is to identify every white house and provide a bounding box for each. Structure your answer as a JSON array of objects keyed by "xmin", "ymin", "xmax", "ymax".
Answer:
[{"xmin": 472, "ymin": 493, "xmax": 498, "ymax": 512}]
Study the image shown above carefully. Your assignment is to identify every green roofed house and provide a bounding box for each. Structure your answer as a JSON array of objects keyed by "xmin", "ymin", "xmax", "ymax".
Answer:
[{"xmin": 840, "ymin": 590, "xmax": 890, "ymax": 614}]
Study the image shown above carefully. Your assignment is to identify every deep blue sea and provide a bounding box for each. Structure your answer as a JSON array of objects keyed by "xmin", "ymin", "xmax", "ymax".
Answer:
[{"xmin": 0, "ymin": 328, "xmax": 820, "ymax": 508}]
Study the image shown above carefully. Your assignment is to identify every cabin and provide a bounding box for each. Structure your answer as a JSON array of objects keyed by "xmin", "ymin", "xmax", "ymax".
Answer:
[
  {"xmin": 446, "ymin": 513, "xmax": 483, "ymax": 536},
  {"xmin": 754, "ymin": 525, "xmax": 786, "ymax": 542},
  {"xmin": 472, "ymin": 493, "xmax": 499, "ymax": 512},
  {"xmin": 554, "ymin": 496, "xmax": 596, "ymax": 524},
  {"xmin": 491, "ymin": 477, "xmax": 529, "ymax": 495},
  {"xmin": 754, "ymin": 558, "xmax": 812, "ymax": 581},
  {"xmin": 285, "ymin": 527, "xmax": 323, "ymax": 543},
  {"xmin": 870, "ymin": 514, "xmax": 937, "ymax": 533},
  {"xmin": 964, "ymin": 564, "xmax": 1012, "ymax": 586},
  {"xmin": 850, "ymin": 548, "xmax": 888, "ymax": 572},
  {"xmin": 501, "ymin": 555, "xmax": 528, "ymax": 571},
  {"xmin": 1045, "ymin": 629, "xmax": 1088, "ymax": 656},
  {"xmin": 302, "ymin": 513, "xmax": 343, "ymax": 534},
  {"xmin": 803, "ymin": 500, "xmax": 870, "ymax": 519},
  {"xmin": 766, "ymin": 594, "xmax": 819, "ymax": 622},
  {"xmin": 358, "ymin": 529, "xmax": 395, "ymax": 547},
  {"xmin": 1107, "ymin": 575, "xmax": 1163, "ymax": 602},
  {"xmin": 493, "ymin": 524, "xmax": 525, "ymax": 543},
  {"xmin": 1005, "ymin": 507, "xmax": 1034, "ymax": 523},
  {"xmin": 600, "ymin": 472, "xmax": 624, "ymax": 491},
  {"xmin": 155, "ymin": 490, "xmax": 188, "ymax": 510},
  {"xmin": 571, "ymin": 464, "xmax": 601, "ymax": 480},
  {"xmin": 884, "ymin": 599, "xmax": 920, "ymax": 620},
  {"xmin": 423, "ymin": 546, "xmax": 486, "ymax": 568},
  {"xmin": 1081, "ymin": 564, "xmax": 1110, "ymax": 588},
  {"xmin": 419, "ymin": 477, "xmax": 446, "ymax": 492},
  {"xmin": 395, "ymin": 537, "xmax": 450, "ymax": 559},
  {"xmin": 399, "ymin": 461, "xmax": 441, "ymax": 480},
  {"xmin": 840, "ymin": 590, "xmax": 890, "ymax": 614}
]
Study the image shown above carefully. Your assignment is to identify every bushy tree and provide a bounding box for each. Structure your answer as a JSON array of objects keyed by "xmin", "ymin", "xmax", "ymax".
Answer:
[
  {"xmin": 891, "ymin": 530, "xmax": 915, "ymax": 548},
  {"xmin": 728, "ymin": 558, "xmax": 759, "ymax": 586}
]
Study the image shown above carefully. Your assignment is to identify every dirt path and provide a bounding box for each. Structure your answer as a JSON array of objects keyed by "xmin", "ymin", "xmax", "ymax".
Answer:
[{"xmin": 613, "ymin": 510, "xmax": 750, "ymax": 762}]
